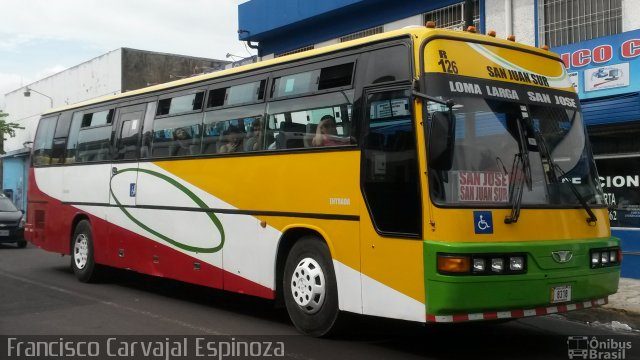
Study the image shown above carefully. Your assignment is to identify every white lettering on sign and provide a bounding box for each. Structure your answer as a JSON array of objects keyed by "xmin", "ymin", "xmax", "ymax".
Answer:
[
  {"xmin": 457, "ymin": 171, "xmax": 509, "ymax": 203},
  {"xmin": 449, "ymin": 81, "xmax": 482, "ymax": 95},
  {"xmin": 600, "ymin": 175, "xmax": 640, "ymax": 188},
  {"xmin": 485, "ymin": 86, "xmax": 519, "ymax": 100},
  {"xmin": 527, "ymin": 91, "xmax": 552, "ymax": 104},
  {"xmin": 553, "ymin": 95, "xmax": 577, "ymax": 108}
]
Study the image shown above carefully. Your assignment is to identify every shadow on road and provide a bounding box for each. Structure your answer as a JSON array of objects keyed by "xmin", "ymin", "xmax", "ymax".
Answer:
[{"xmin": 46, "ymin": 264, "xmax": 601, "ymax": 359}]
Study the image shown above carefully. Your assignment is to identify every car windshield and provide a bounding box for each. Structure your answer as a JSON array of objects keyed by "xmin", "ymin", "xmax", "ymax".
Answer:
[
  {"xmin": 0, "ymin": 196, "xmax": 18, "ymax": 212},
  {"xmin": 427, "ymin": 93, "xmax": 605, "ymax": 208}
]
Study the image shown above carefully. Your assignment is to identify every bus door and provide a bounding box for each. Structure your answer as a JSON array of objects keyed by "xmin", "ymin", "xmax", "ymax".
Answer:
[
  {"xmin": 108, "ymin": 103, "xmax": 146, "ymax": 270},
  {"xmin": 359, "ymin": 87, "xmax": 425, "ymax": 321}
]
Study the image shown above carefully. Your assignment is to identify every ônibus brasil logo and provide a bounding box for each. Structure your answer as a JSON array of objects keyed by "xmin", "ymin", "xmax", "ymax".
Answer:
[{"xmin": 567, "ymin": 336, "xmax": 632, "ymax": 359}]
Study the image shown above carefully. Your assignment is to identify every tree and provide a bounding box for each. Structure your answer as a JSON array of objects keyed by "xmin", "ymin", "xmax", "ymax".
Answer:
[{"xmin": 0, "ymin": 110, "xmax": 25, "ymax": 155}]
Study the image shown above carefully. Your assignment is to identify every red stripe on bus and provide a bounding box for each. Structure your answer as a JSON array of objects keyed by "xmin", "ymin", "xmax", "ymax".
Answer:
[{"xmin": 452, "ymin": 314, "xmax": 469, "ymax": 322}]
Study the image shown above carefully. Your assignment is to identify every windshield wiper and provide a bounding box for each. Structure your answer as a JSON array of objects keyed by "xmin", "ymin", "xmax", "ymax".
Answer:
[
  {"xmin": 534, "ymin": 128, "xmax": 598, "ymax": 225},
  {"xmin": 505, "ymin": 118, "xmax": 532, "ymax": 224},
  {"xmin": 412, "ymin": 90, "xmax": 455, "ymax": 109}
]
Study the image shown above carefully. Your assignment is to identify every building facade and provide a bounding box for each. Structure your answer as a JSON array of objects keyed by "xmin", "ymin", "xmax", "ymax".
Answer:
[
  {"xmin": 238, "ymin": 0, "xmax": 640, "ymax": 278},
  {"xmin": 2, "ymin": 48, "xmax": 227, "ymax": 212}
]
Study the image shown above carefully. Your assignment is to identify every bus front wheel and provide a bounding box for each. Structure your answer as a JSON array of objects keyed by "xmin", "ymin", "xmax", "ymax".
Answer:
[
  {"xmin": 71, "ymin": 220, "xmax": 101, "ymax": 283},
  {"xmin": 283, "ymin": 236, "xmax": 340, "ymax": 337}
]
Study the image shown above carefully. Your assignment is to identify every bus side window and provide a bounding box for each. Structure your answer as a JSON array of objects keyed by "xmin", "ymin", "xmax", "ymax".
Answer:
[
  {"xmin": 49, "ymin": 112, "xmax": 72, "ymax": 164},
  {"xmin": 265, "ymin": 91, "xmax": 354, "ymax": 150},
  {"xmin": 32, "ymin": 116, "xmax": 59, "ymax": 166},
  {"xmin": 74, "ymin": 109, "xmax": 114, "ymax": 162},
  {"xmin": 65, "ymin": 111, "xmax": 83, "ymax": 163},
  {"xmin": 150, "ymin": 91, "xmax": 205, "ymax": 158},
  {"xmin": 202, "ymin": 104, "xmax": 266, "ymax": 154},
  {"xmin": 150, "ymin": 113, "xmax": 203, "ymax": 158}
]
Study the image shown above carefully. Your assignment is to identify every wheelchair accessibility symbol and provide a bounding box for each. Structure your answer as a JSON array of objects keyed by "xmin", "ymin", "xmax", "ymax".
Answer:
[{"xmin": 473, "ymin": 211, "xmax": 493, "ymax": 234}]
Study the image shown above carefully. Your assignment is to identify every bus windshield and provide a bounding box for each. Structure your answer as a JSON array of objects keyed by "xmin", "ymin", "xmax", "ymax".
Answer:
[{"xmin": 427, "ymin": 91, "xmax": 606, "ymax": 208}]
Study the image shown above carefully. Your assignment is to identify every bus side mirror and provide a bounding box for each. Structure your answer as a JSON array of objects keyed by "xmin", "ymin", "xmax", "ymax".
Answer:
[{"xmin": 428, "ymin": 111, "xmax": 456, "ymax": 171}]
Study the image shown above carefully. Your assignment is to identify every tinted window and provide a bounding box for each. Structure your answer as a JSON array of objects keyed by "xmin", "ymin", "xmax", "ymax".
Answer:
[
  {"xmin": 50, "ymin": 112, "xmax": 72, "ymax": 164},
  {"xmin": 66, "ymin": 109, "xmax": 114, "ymax": 163},
  {"xmin": 157, "ymin": 92, "xmax": 204, "ymax": 116},
  {"xmin": 363, "ymin": 89, "xmax": 420, "ymax": 235},
  {"xmin": 318, "ymin": 63, "xmax": 353, "ymax": 90},
  {"xmin": 273, "ymin": 70, "xmax": 320, "ymax": 98},
  {"xmin": 202, "ymin": 104, "xmax": 265, "ymax": 154},
  {"xmin": 76, "ymin": 126, "xmax": 112, "ymax": 162},
  {"xmin": 265, "ymin": 91, "xmax": 353, "ymax": 150},
  {"xmin": 114, "ymin": 107, "xmax": 145, "ymax": 160},
  {"xmin": 207, "ymin": 80, "xmax": 266, "ymax": 108},
  {"xmin": 150, "ymin": 113, "xmax": 204, "ymax": 157},
  {"xmin": 272, "ymin": 63, "xmax": 354, "ymax": 99},
  {"xmin": 361, "ymin": 45, "xmax": 410, "ymax": 85},
  {"xmin": 65, "ymin": 112, "xmax": 83, "ymax": 162},
  {"xmin": 32, "ymin": 116, "xmax": 58, "ymax": 166}
]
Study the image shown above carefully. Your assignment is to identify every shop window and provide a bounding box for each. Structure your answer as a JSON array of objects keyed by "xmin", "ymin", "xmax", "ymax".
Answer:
[{"xmin": 538, "ymin": 0, "xmax": 622, "ymax": 47}]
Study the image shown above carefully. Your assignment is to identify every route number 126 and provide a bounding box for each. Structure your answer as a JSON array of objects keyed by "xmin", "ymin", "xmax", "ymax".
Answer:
[{"xmin": 438, "ymin": 59, "xmax": 459, "ymax": 74}]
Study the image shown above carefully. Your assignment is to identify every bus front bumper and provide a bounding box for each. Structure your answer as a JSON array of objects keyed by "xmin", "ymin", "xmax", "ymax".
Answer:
[{"xmin": 424, "ymin": 239, "xmax": 620, "ymax": 322}]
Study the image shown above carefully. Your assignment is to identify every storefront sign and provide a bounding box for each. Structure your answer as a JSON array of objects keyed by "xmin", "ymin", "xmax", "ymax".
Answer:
[
  {"xmin": 595, "ymin": 157, "xmax": 640, "ymax": 228},
  {"xmin": 554, "ymin": 29, "xmax": 640, "ymax": 99}
]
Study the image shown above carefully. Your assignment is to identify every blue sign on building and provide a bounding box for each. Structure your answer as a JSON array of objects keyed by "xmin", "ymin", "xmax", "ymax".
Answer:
[
  {"xmin": 554, "ymin": 30, "xmax": 640, "ymax": 279},
  {"xmin": 553, "ymin": 29, "xmax": 640, "ymax": 100}
]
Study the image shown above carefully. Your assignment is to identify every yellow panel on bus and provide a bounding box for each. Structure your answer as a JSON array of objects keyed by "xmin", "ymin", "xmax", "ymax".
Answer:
[{"xmin": 423, "ymin": 39, "xmax": 574, "ymax": 92}]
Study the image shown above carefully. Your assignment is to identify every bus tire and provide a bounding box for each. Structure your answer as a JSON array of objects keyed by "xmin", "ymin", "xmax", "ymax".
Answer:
[
  {"xmin": 283, "ymin": 236, "xmax": 340, "ymax": 337},
  {"xmin": 71, "ymin": 220, "xmax": 100, "ymax": 283}
]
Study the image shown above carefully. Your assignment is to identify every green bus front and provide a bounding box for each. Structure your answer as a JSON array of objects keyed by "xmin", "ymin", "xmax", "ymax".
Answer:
[{"xmin": 418, "ymin": 32, "xmax": 620, "ymax": 321}]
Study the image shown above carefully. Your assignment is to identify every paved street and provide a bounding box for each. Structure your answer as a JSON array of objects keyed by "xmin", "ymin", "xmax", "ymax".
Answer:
[{"xmin": 1, "ymin": 244, "xmax": 638, "ymax": 360}]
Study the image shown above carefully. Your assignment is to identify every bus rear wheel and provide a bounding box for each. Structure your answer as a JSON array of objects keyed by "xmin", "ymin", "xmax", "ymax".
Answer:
[
  {"xmin": 71, "ymin": 220, "xmax": 101, "ymax": 283},
  {"xmin": 283, "ymin": 236, "xmax": 340, "ymax": 337}
]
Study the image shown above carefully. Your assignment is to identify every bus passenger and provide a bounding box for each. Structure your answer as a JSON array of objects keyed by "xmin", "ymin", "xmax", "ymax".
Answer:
[
  {"xmin": 312, "ymin": 115, "xmax": 342, "ymax": 147},
  {"xmin": 218, "ymin": 125, "xmax": 243, "ymax": 153},
  {"xmin": 172, "ymin": 127, "xmax": 192, "ymax": 155},
  {"xmin": 244, "ymin": 117, "xmax": 264, "ymax": 151}
]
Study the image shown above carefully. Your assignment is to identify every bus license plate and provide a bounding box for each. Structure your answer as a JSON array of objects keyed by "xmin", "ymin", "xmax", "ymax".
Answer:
[
  {"xmin": 0, "ymin": 230, "xmax": 9, "ymax": 236},
  {"xmin": 551, "ymin": 285, "xmax": 571, "ymax": 303}
]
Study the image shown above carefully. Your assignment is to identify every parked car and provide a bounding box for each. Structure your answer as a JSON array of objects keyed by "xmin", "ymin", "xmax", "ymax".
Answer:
[{"xmin": 0, "ymin": 194, "xmax": 26, "ymax": 248}]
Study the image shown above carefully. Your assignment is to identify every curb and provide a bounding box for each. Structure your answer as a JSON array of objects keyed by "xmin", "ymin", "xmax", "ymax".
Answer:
[
  {"xmin": 558, "ymin": 278, "xmax": 640, "ymax": 332},
  {"xmin": 560, "ymin": 307, "xmax": 640, "ymax": 331}
]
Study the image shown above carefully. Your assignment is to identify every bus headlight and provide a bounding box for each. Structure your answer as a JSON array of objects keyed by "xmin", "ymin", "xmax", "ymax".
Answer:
[
  {"xmin": 509, "ymin": 256, "xmax": 524, "ymax": 271},
  {"xmin": 437, "ymin": 253, "xmax": 526, "ymax": 275},
  {"xmin": 590, "ymin": 247, "xmax": 620, "ymax": 268},
  {"xmin": 491, "ymin": 258, "xmax": 504, "ymax": 273},
  {"xmin": 591, "ymin": 252, "xmax": 600, "ymax": 267},
  {"xmin": 610, "ymin": 251, "xmax": 617, "ymax": 263},
  {"xmin": 472, "ymin": 258, "xmax": 485, "ymax": 272}
]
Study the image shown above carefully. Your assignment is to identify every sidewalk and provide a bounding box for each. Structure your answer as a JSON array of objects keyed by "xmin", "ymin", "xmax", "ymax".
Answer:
[{"xmin": 561, "ymin": 278, "xmax": 640, "ymax": 331}]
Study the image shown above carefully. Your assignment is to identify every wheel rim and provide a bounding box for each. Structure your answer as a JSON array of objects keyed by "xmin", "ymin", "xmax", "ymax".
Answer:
[
  {"xmin": 73, "ymin": 234, "xmax": 89, "ymax": 270},
  {"xmin": 290, "ymin": 257, "xmax": 326, "ymax": 314}
]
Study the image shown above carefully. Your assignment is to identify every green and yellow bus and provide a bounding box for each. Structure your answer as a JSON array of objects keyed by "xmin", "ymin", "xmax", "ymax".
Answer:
[{"xmin": 27, "ymin": 25, "xmax": 620, "ymax": 336}]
